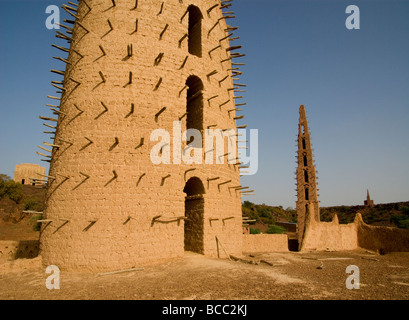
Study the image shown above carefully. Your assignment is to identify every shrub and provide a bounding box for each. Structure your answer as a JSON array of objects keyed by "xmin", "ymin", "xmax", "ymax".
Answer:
[
  {"xmin": 266, "ymin": 224, "xmax": 286, "ymax": 234},
  {"xmin": 398, "ymin": 219, "xmax": 409, "ymax": 229},
  {"xmin": 29, "ymin": 214, "xmax": 43, "ymax": 231},
  {"xmin": 391, "ymin": 214, "xmax": 405, "ymax": 225},
  {"xmin": 400, "ymin": 206, "xmax": 409, "ymax": 216},
  {"xmin": 23, "ymin": 196, "xmax": 43, "ymax": 212},
  {"xmin": 250, "ymin": 228, "xmax": 261, "ymax": 234},
  {"xmin": 390, "ymin": 214, "xmax": 409, "ymax": 229}
]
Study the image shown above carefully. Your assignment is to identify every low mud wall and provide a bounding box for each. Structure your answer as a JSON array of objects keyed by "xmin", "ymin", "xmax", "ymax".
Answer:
[
  {"xmin": 300, "ymin": 213, "xmax": 358, "ymax": 251},
  {"xmin": 242, "ymin": 234, "xmax": 289, "ymax": 253},
  {"xmin": 0, "ymin": 240, "xmax": 39, "ymax": 261},
  {"xmin": 356, "ymin": 214, "xmax": 409, "ymax": 253},
  {"xmin": 301, "ymin": 206, "xmax": 409, "ymax": 253}
]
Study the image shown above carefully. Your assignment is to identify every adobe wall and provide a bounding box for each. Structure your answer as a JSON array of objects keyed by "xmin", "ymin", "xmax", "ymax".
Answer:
[
  {"xmin": 300, "ymin": 206, "xmax": 409, "ymax": 253},
  {"xmin": 300, "ymin": 206, "xmax": 358, "ymax": 251},
  {"xmin": 242, "ymin": 234, "xmax": 288, "ymax": 253},
  {"xmin": 40, "ymin": 0, "xmax": 244, "ymax": 272},
  {"xmin": 355, "ymin": 213, "xmax": 409, "ymax": 254}
]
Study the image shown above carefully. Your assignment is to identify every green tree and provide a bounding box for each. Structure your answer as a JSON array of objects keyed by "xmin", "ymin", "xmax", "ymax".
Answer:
[
  {"xmin": 257, "ymin": 206, "xmax": 274, "ymax": 224},
  {"xmin": 0, "ymin": 174, "xmax": 11, "ymax": 182},
  {"xmin": 243, "ymin": 201, "xmax": 254, "ymax": 209},
  {"xmin": 0, "ymin": 176, "xmax": 23, "ymax": 204}
]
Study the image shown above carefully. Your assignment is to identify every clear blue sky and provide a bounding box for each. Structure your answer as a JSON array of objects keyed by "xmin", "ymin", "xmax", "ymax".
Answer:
[{"xmin": 0, "ymin": 0, "xmax": 408, "ymax": 208}]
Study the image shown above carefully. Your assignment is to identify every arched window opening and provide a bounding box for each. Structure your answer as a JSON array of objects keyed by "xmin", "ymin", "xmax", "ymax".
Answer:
[
  {"xmin": 305, "ymin": 188, "xmax": 309, "ymax": 201},
  {"xmin": 183, "ymin": 177, "xmax": 205, "ymax": 196},
  {"xmin": 303, "ymin": 155, "xmax": 307, "ymax": 167},
  {"xmin": 302, "ymin": 138, "xmax": 306, "ymax": 150},
  {"xmin": 188, "ymin": 5, "xmax": 203, "ymax": 57}
]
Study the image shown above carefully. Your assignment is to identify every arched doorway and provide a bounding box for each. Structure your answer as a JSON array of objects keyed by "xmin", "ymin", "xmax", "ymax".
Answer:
[{"xmin": 183, "ymin": 177, "xmax": 205, "ymax": 254}]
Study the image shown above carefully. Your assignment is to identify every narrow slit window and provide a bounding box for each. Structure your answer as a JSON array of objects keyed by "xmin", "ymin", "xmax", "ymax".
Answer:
[
  {"xmin": 188, "ymin": 5, "xmax": 203, "ymax": 57},
  {"xmin": 186, "ymin": 75, "xmax": 204, "ymax": 146}
]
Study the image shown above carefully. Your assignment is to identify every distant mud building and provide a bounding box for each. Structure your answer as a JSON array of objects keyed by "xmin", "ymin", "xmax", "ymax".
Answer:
[
  {"xmin": 364, "ymin": 189, "xmax": 374, "ymax": 207},
  {"xmin": 13, "ymin": 163, "xmax": 46, "ymax": 186}
]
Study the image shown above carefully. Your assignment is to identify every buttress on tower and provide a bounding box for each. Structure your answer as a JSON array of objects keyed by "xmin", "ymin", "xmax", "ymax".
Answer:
[
  {"xmin": 39, "ymin": 0, "xmax": 245, "ymax": 271},
  {"xmin": 296, "ymin": 105, "xmax": 320, "ymax": 248}
]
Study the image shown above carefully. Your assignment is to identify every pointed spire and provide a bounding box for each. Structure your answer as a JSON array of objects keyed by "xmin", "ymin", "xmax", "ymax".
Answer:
[
  {"xmin": 296, "ymin": 104, "xmax": 320, "ymax": 249},
  {"xmin": 298, "ymin": 104, "xmax": 309, "ymax": 135},
  {"xmin": 365, "ymin": 189, "xmax": 374, "ymax": 206}
]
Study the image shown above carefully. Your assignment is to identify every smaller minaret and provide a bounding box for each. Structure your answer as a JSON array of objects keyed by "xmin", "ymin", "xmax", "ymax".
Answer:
[
  {"xmin": 364, "ymin": 189, "xmax": 374, "ymax": 207},
  {"xmin": 296, "ymin": 105, "xmax": 320, "ymax": 248}
]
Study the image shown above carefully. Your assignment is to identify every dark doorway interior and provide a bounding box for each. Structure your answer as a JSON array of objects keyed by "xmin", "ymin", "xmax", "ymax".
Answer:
[
  {"xmin": 288, "ymin": 238, "xmax": 299, "ymax": 252},
  {"xmin": 183, "ymin": 177, "xmax": 205, "ymax": 254}
]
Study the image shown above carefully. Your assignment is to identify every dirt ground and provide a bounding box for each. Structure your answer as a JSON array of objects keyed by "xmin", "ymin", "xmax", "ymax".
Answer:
[
  {"xmin": 1, "ymin": 249, "xmax": 408, "ymax": 300},
  {"xmin": 0, "ymin": 216, "xmax": 40, "ymax": 241}
]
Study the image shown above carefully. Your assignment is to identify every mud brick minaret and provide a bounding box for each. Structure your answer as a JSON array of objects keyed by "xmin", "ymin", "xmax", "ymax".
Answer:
[
  {"xmin": 38, "ymin": 0, "xmax": 246, "ymax": 272},
  {"xmin": 295, "ymin": 105, "xmax": 320, "ymax": 248},
  {"xmin": 364, "ymin": 189, "xmax": 374, "ymax": 207}
]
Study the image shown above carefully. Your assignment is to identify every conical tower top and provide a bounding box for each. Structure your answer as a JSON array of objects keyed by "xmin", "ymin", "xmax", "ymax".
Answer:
[
  {"xmin": 299, "ymin": 104, "xmax": 306, "ymax": 116},
  {"xmin": 298, "ymin": 105, "xmax": 309, "ymax": 135}
]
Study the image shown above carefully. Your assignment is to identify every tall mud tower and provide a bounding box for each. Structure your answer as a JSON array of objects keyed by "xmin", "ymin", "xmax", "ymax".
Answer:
[
  {"xmin": 39, "ymin": 0, "xmax": 246, "ymax": 271},
  {"xmin": 296, "ymin": 105, "xmax": 319, "ymax": 248}
]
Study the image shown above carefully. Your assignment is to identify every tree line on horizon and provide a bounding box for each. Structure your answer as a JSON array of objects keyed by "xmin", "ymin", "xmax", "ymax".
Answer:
[{"xmin": 242, "ymin": 200, "xmax": 409, "ymax": 230}]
